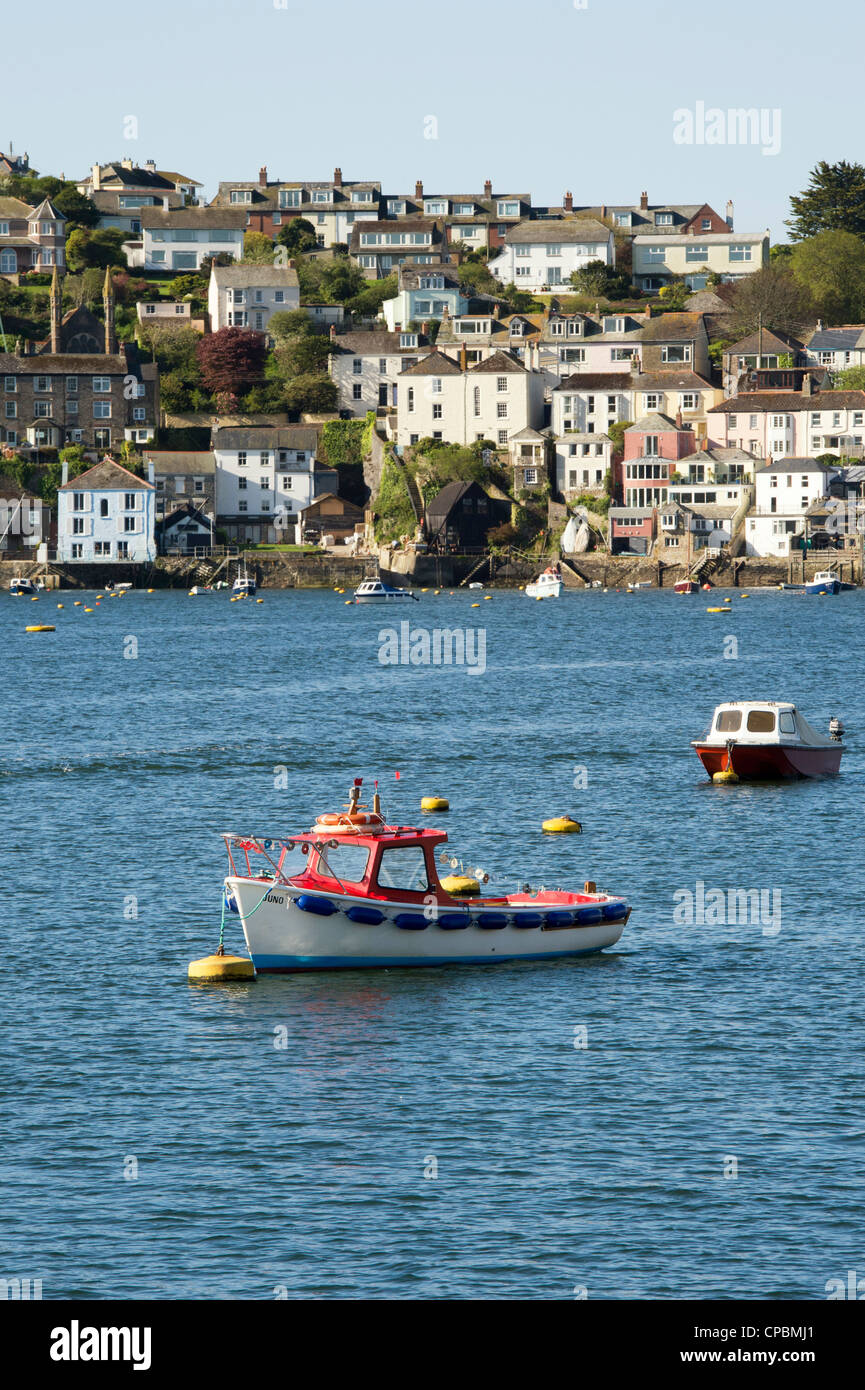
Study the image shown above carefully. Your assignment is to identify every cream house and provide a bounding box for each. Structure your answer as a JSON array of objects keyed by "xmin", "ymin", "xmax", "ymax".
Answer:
[
  {"xmin": 396, "ymin": 348, "xmax": 544, "ymax": 449},
  {"xmin": 632, "ymin": 231, "xmax": 769, "ymax": 291},
  {"xmin": 208, "ymin": 264, "xmax": 300, "ymax": 333},
  {"xmin": 489, "ymin": 220, "xmax": 614, "ymax": 292}
]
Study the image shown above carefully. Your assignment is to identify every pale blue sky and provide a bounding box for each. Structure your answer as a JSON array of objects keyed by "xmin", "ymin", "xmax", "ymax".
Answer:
[{"xmin": 4, "ymin": 0, "xmax": 861, "ymax": 241}]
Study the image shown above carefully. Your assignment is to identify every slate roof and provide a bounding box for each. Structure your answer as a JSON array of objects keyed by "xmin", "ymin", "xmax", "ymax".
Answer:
[
  {"xmin": 469, "ymin": 350, "xmax": 525, "ymax": 374},
  {"xmin": 426, "ymin": 481, "xmax": 474, "ymax": 522},
  {"xmin": 329, "ymin": 330, "xmax": 424, "ymax": 354},
  {"xmin": 762, "ymin": 457, "xmax": 841, "ymax": 472},
  {"xmin": 724, "ymin": 328, "xmax": 803, "ymax": 355},
  {"xmin": 0, "ymin": 352, "xmax": 130, "ymax": 373},
  {"xmin": 211, "ymin": 265, "xmax": 300, "ymax": 288},
  {"xmin": 640, "ymin": 313, "xmax": 706, "ymax": 341},
  {"xmin": 59, "ymin": 458, "xmax": 153, "ymax": 491},
  {"xmin": 626, "ymin": 413, "xmax": 680, "ymax": 432},
  {"xmin": 399, "ymin": 350, "xmax": 463, "ymax": 377},
  {"xmin": 139, "ymin": 207, "xmax": 247, "ymax": 230},
  {"xmin": 144, "ymin": 451, "xmax": 216, "ymax": 474},
  {"xmin": 556, "ymin": 373, "xmax": 634, "ymax": 391},
  {"xmin": 0, "ymin": 196, "xmax": 32, "ymax": 219},
  {"xmin": 805, "ymin": 327, "xmax": 865, "ymax": 351},
  {"xmin": 505, "ymin": 219, "xmax": 610, "ymax": 244},
  {"xmin": 212, "ymin": 425, "xmax": 320, "ymax": 450},
  {"xmin": 28, "ymin": 198, "xmax": 64, "ymax": 222},
  {"xmin": 710, "ymin": 391, "xmax": 865, "ymax": 413}
]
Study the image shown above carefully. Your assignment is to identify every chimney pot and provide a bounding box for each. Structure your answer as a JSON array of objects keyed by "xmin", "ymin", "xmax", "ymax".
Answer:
[
  {"xmin": 564, "ymin": 190, "xmax": 573, "ymax": 212},
  {"xmin": 640, "ymin": 190, "xmax": 649, "ymax": 211},
  {"xmin": 484, "ymin": 179, "xmax": 492, "ymax": 197},
  {"xmin": 334, "ymin": 166, "xmax": 342, "ymax": 187},
  {"xmin": 415, "ymin": 180, "xmax": 423, "ymax": 200},
  {"xmin": 259, "ymin": 165, "xmax": 267, "ymax": 187}
]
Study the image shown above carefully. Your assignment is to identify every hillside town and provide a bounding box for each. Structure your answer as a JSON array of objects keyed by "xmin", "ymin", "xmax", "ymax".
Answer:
[{"xmin": 3, "ymin": 149, "xmax": 865, "ymax": 581}]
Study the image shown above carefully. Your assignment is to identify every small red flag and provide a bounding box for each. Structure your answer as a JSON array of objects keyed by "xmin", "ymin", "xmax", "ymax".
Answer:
[{"xmin": 395, "ymin": 770, "xmax": 400, "ymax": 780}]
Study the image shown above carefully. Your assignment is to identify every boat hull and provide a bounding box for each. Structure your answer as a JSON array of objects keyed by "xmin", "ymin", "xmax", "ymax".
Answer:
[
  {"xmin": 525, "ymin": 581, "xmax": 561, "ymax": 598},
  {"xmin": 227, "ymin": 878, "xmax": 626, "ymax": 970},
  {"xmin": 694, "ymin": 742, "xmax": 843, "ymax": 779},
  {"xmin": 674, "ymin": 580, "xmax": 698, "ymax": 594}
]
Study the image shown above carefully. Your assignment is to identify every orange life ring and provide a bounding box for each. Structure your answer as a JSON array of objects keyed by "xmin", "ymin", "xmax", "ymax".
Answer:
[{"xmin": 314, "ymin": 812, "xmax": 384, "ymax": 833}]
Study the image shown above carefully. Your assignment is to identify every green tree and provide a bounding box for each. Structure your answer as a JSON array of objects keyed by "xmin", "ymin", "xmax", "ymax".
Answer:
[
  {"xmin": 786, "ymin": 160, "xmax": 865, "ymax": 240},
  {"xmin": 607, "ymin": 420, "xmax": 632, "ymax": 454},
  {"xmin": 243, "ymin": 231, "xmax": 275, "ymax": 264},
  {"xmin": 345, "ymin": 273, "xmax": 397, "ymax": 319},
  {"xmin": 283, "ymin": 373, "xmax": 337, "ymax": 413},
  {"xmin": 570, "ymin": 259, "xmax": 631, "ymax": 298},
  {"xmin": 727, "ymin": 264, "xmax": 814, "ymax": 337},
  {"xmin": 275, "ymin": 218, "xmax": 318, "ymax": 255},
  {"xmin": 318, "ymin": 259, "xmax": 366, "ymax": 304},
  {"xmin": 834, "ymin": 365, "xmax": 865, "ymax": 390},
  {"xmin": 52, "ymin": 185, "xmax": 99, "ymax": 229},
  {"xmin": 268, "ymin": 308, "xmax": 314, "ymax": 342},
  {"xmin": 65, "ymin": 227, "xmax": 126, "ymax": 272},
  {"xmin": 274, "ymin": 335, "xmax": 333, "ymax": 377},
  {"xmin": 790, "ymin": 231, "xmax": 865, "ymax": 323}
]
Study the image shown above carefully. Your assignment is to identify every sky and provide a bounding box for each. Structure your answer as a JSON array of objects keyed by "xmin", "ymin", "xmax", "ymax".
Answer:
[{"xmin": 3, "ymin": 0, "xmax": 862, "ymax": 241}]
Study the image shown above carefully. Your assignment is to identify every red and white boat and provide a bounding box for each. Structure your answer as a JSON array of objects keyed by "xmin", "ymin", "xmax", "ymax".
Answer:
[
  {"xmin": 692, "ymin": 702, "xmax": 845, "ymax": 780},
  {"xmin": 673, "ymin": 578, "xmax": 698, "ymax": 594},
  {"xmin": 220, "ymin": 779, "xmax": 631, "ymax": 971}
]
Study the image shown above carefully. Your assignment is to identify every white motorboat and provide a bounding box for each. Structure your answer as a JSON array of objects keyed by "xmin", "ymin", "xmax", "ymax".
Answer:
[
  {"xmin": 9, "ymin": 576, "xmax": 44, "ymax": 595},
  {"xmin": 526, "ymin": 567, "xmax": 562, "ymax": 599},
  {"xmin": 218, "ymin": 778, "xmax": 631, "ymax": 972},
  {"xmin": 232, "ymin": 564, "xmax": 256, "ymax": 597},
  {"xmin": 353, "ymin": 579, "xmax": 418, "ymax": 603}
]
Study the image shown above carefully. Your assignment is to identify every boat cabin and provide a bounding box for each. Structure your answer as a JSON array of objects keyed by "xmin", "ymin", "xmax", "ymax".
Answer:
[{"xmin": 702, "ymin": 701, "xmax": 830, "ymax": 747}]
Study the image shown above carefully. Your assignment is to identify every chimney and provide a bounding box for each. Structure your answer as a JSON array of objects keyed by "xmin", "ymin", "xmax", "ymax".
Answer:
[
  {"xmin": 484, "ymin": 179, "xmax": 492, "ymax": 198},
  {"xmin": 121, "ymin": 157, "xmax": 133, "ymax": 171},
  {"xmin": 563, "ymin": 191, "xmax": 573, "ymax": 212},
  {"xmin": 61, "ymin": 460, "xmax": 69, "ymax": 486},
  {"xmin": 640, "ymin": 190, "xmax": 648, "ymax": 211},
  {"xmin": 802, "ymin": 373, "xmax": 813, "ymax": 397},
  {"xmin": 415, "ymin": 180, "xmax": 423, "ymax": 200},
  {"xmin": 459, "ymin": 342, "xmax": 467, "ymax": 371},
  {"xmin": 148, "ymin": 460, "xmax": 155, "ymax": 485},
  {"xmin": 145, "ymin": 159, "xmax": 156, "ymax": 173},
  {"xmin": 600, "ymin": 204, "xmax": 607, "ymax": 220},
  {"xmin": 163, "ymin": 196, "xmax": 170, "ymax": 210},
  {"xmin": 675, "ymin": 409, "xmax": 683, "ymax": 429},
  {"xmin": 259, "ymin": 165, "xmax": 267, "ymax": 188},
  {"xmin": 726, "ymin": 199, "xmax": 734, "ymax": 229},
  {"xmin": 421, "ymin": 320, "xmax": 429, "ymax": 337},
  {"xmin": 91, "ymin": 162, "xmax": 101, "ymax": 191},
  {"xmin": 334, "ymin": 166, "xmax": 342, "ymax": 187},
  {"xmin": 815, "ymin": 318, "xmax": 823, "ymax": 332}
]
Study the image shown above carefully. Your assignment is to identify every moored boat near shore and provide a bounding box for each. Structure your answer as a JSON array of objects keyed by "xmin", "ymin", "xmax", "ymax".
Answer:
[
  {"xmin": 221, "ymin": 779, "xmax": 630, "ymax": 971},
  {"xmin": 692, "ymin": 702, "xmax": 845, "ymax": 780}
]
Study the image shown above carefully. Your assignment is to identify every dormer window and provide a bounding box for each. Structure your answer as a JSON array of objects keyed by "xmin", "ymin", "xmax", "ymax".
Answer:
[
  {"xmin": 313, "ymin": 190, "xmax": 330, "ymax": 203},
  {"xmin": 419, "ymin": 275, "xmax": 444, "ymax": 290},
  {"xmin": 567, "ymin": 321, "xmax": 583, "ymax": 337},
  {"xmin": 229, "ymin": 190, "xmax": 252, "ymax": 204},
  {"xmin": 497, "ymin": 201, "xmax": 519, "ymax": 217},
  {"xmin": 388, "ymin": 199, "xmax": 405, "ymax": 215},
  {"xmin": 453, "ymin": 203, "xmax": 474, "ymax": 216},
  {"xmin": 279, "ymin": 189, "xmax": 301, "ymax": 208},
  {"xmin": 655, "ymin": 212, "xmax": 673, "ymax": 225},
  {"xmin": 351, "ymin": 190, "xmax": 373, "ymax": 203},
  {"xmin": 399, "ymin": 333, "xmax": 417, "ymax": 348},
  {"xmin": 614, "ymin": 212, "xmax": 631, "ymax": 227},
  {"xmin": 424, "ymin": 200, "xmax": 447, "ymax": 216},
  {"xmin": 510, "ymin": 320, "xmax": 524, "ymax": 335}
]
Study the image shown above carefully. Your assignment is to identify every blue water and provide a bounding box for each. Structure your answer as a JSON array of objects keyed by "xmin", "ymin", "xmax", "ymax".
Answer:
[{"xmin": 1, "ymin": 585, "xmax": 863, "ymax": 1300}]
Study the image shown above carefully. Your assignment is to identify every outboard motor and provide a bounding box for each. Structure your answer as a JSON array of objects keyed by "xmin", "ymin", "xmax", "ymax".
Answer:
[{"xmin": 829, "ymin": 716, "xmax": 845, "ymax": 743}]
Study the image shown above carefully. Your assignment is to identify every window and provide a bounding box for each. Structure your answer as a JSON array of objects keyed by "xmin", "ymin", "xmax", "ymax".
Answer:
[
  {"xmin": 230, "ymin": 190, "xmax": 252, "ymax": 204},
  {"xmin": 685, "ymin": 245, "xmax": 708, "ymax": 262},
  {"xmin": 645, "ymin": 246, "xmax": 666, "ymax": 262},
  {"xmin": 661, "ymin": 344, "xmax": 691, "ymax": 363},
  {"xmin": 93, "ymin": 377, "xmax": 111, "ymax": 393},
  {"xmin": 34, "ymin": 376, "xmax": 51, "ymax": 393},
  {"xmin": 237, "ymin": 452, "xmax": 247, "ymax": 467},
  {"xmin": 317, "ymin": 842, "xmax": 371, "ymax": 884},
  {"xmin": 680, "ymin": 393, "xmax": 698, "ymax": 411},
  {"xmin": 729, "ymin": 243, "xmax": 752, "ymax": 262},
  {"xmin": 524, "ymin": 467, "xmax": 538, "ymax": 484},
  {"xmin": 132, "ymin": 407, "xmax": 145, "ymax": 421},
  {"xmin": 432, "ymin": 403, "xmax": 442, "ymax": 419},
  {"xmin": 496, "ymin": 376, "xmax": 508, "ymax": 393},
  {"xmin": 3, "ymin": 377, "xmax": 15, "ymax": 393},
  {"xmin": 279, "ymin": 189, "xmax": 301, "ymax": 208},
  {"xmin": 655, "ymin": 212, "xmax": 673, "ymax": 225},
  {"xmin": 644, "ymin": 436, "xmax": 659, "ymax": 456},
  {"xmin": 71, "ymin": 543, "xmax": 82, "ymax": 559},
  {"xmin": 124, "ymin": 515, "xmax": 136, "ymax": 532},
  {"xmin": 93, "ymin": 402, "xmax": 111, "ymax": 418},
  {"xmin": 611, "ymin": 348, "xmax": 634, "ymax": 362},
  {"xmin": 72, "ymin": 517, "xmax": 84, "ymax": 535},
  {"xmin": 259, "ymin": 476, "xmax": 269, "ymax": 490},
  {"xmin": 94, "ymin": 541, "xmax": 110, "ymax": 557},
  {"xmin": 238, "ymin": 501, "xmax": 247, "ymax": 512},
  {"xmin": 4, "ymin": 402, "xmax": 15, "ymax": 418},
  {"xmin": 497, "ymin": 402, "xmax": 507, "ymax": 418},
  {"xmin": 431, "ymin": 378, "xmax": 441, "ymax": 394},
  {"xmin": 545, "ymin": 244, "xmax": 561, "ymax": 257},
  {"xmin": 779, "ymin": 710, "xmax": 796, "ymax": 734},
  {"xmin": 352, "ymin": 358, "xmax": 362, "ymax": 375},
  {"xmin": 747, "ymin": 709, "xmax": 775, "ymax": 733},
  {"xmin": 407, "ymin": 388, "xmax": 414, "ymax": 413},
  {"xmin": 238, "ymin": 477, "xmax": 247, "ymax": 490},
  {"xmin": 352, "ymin": 382, "xmax": 363, "ymax": 400},
  {"xmin": 473, "ymin": 386, "xmax": 481, "ymax": 417},
  {"xmin": 498, "ymin": 429, "xmax": 508, "ymax": 445},
  {"xmin": 33, "ymin": 401, "xmax": 50, "ymax": 417},
  {"xmin": 614, "ymin": 213, "xmax": 630, "ymax": 227},
  {"xmin": 643, "ymin": 394, "xmax": 661, "ymax": 410}
]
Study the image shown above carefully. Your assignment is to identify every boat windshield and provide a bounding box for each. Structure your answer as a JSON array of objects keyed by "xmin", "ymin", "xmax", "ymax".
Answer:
[
  {"xmin": 747, "ymin": 710, "xmax": 776, "ymax": 732},
  {"xmin": 314, "ymin": 842, "xmax": 370, "ymax": 884},
  {"xmin": 375, "ymin": 845, "xmax": 429, "ymax": 893},
  {"xmin": 778, "ymin": 710, "xmax": 796, "ymax": 734},
  {"xmin": 716, "ymin": 709, "xmax": 742, "ymax": 732}
]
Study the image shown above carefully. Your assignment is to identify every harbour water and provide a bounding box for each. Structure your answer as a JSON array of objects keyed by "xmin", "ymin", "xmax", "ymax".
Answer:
[{"xmin": 2, "ymin": 586, "xmax": 863, "ymax": 1299}]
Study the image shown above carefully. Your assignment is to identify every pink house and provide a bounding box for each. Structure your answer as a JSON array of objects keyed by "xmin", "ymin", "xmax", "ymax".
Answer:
[{"xmin": 618, "ymin": 411, "xmax": 697, "ymax": 508}]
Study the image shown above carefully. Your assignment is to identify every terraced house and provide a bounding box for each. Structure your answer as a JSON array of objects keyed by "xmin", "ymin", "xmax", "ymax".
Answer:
[
  {"xmin": 351, "ymin": 219, "xmax": 443, "ymax": 279},
  {"xmin": 381, "ymin": 180, "xmax": 531, "ymax": 254},
  {"xmin": 0, "ymin": 270, "xmax": 157, "ymax": 449},
  {"xmin": 488, "ymin": 219, "xmax": 614, "ymax": 292},
  {"xmin": 211, "ymin": 167, "xmax": 381, "ymax": 246},
  {"xmin": 396, "ymin": 347, "xmax": 544, "ymax": 449}
]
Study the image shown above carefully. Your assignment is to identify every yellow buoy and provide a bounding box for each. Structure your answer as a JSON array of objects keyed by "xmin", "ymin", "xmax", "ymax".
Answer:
[
  {"xmin": 344, "ymin": 599, "xmax": 353, "ymax": 604},
  {"xmin": 712, "ymin": 767, "xmax": 739, "ymax": 784},
  {"xmin": 542, "ymin": 816, "xmax": 582, "ymax": 834},
  {"xmin": 188, "ymin": 952, "xmax": 256, "ymax": 982},
  {"xmin": 535, "ymin": 595, "xmax": 543, "ymax": 601},
  {"xmin": 421, "ymin": 796, "xmax": 449, "ymax": 812},
  {"xmin": 256, "ymin": 598, "xmax": 264, "ymax": 603},
  {"xmin": 740, "ymin": 593, "xmax": 749, "ymax": 598},
  {"xmin": 434, "ymin": 589, "xmax": 440, "ymax": 595},
  {"xmin": 57, "ymin": 604, "xmax": 64, "ymax": 609},
  {"xmin": 706, "ymin": 606, "xmax": 731, "ymax": 613},
  {"xmin": 30, "ymin": 595, "xmax": 39, "ymax": 601},
  {"xmin": 73, "ymin": 601, "xmax": 81, "ymax": 606},
  {"xmin": 147, "ymin": 587, "xmax": 154, "ymax": 593},
  {"xmin": 441, "ymin": 874, "xmax": 480, "ymax": 897},
  {"xmin": 484, "ymin": 595, "xmax": 492, "ymax": 600},
  {"xmin": 96, "ymin": 594, "xmax": 103, "ymax": 600},
  {"xmin": 421, "ymin": 588, "xmax": 429, "ymax": 593},
  {"xmin": 25, "ymin": 624, "xmax": 55, "ymax": 632},
  {"xmin": 84, "ymin": 607, "xmax": 94, "ymax": 612},
  {"xmin": 471, "ymin": 602, "xmax": 480, "ymax": 607}
]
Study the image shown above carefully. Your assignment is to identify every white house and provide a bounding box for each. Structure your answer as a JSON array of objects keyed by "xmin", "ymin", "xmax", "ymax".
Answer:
[
  {"xmin": 137, "ymin": 208, "xmax": 246, "ymax": 272},
  {"xmin": 57, "ymin": 457, "xmax": 156, "ymax": 563},
  {"xmin": 709, "ymin": 387, "xmax": 865, "ymax": 459},
  {"xmin": 213, "ymin": 425, "xmax": 336, "ymax": 544},
  {"xmin": 632, "ymin": 231, "xmax": 769, "ymax": 292},
  {"xmin": 396, "ymin": 348, "xmax": 545, "ymax": 449},
  {"xmin": 488, "ymin": 220, "xmax": 614, "ymax": 292},
  {"xmin": 541, "ymin": 311, "xmax": 646, "ymax": 377},
  {"xmin": 745, "ymin": 458, "xmax": 840, "ymax": 556},
  {"xmin": 329, "ymin": 328, "xmax": 427, "ymax": 413},
  {"xmin": 208, "ymin": 264, "xmax": 300, "ymax": 334},
  {"xmin": 802, "ymin": 324, "xmax": 865, "ymax": 374},
  {"xmin": 382, "ymin": 263, "xmax": 469, "ymax": 331},
  {"xmin": 554, "ymin": 434, "xmax": 613, "ymax": 499}
]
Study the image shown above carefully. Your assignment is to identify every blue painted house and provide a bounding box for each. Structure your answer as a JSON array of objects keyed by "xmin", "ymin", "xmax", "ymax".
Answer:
[{"xmin": 57, "ymin": 456, "xmax": 156, "ymax": 562}]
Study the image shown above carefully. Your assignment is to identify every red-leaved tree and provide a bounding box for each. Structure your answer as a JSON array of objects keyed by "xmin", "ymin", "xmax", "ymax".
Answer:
[{"xmin": 195, "ymin": 328, "xmax": 267, "ymax": 395}]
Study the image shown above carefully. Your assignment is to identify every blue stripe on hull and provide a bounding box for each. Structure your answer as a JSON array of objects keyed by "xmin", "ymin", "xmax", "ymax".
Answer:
[{"xmin": 253, "ymin": 947, "xmax": 611, "ymax": 971}]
